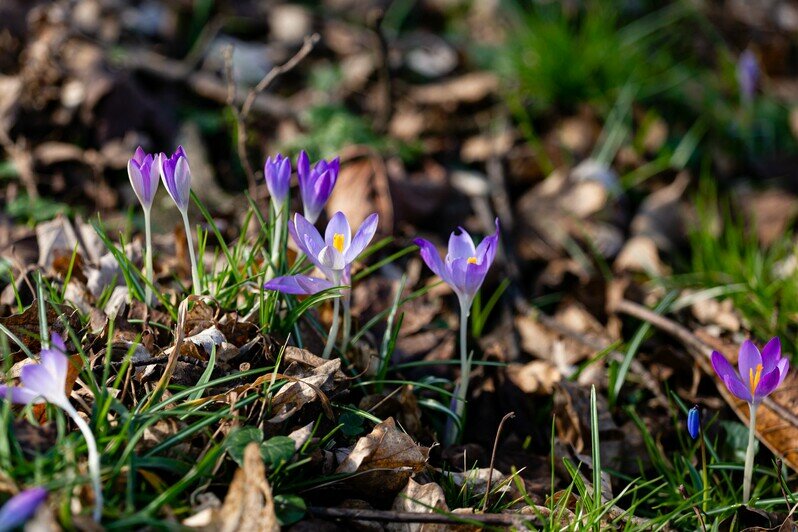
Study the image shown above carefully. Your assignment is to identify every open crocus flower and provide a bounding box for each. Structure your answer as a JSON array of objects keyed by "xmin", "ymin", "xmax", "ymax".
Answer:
[
  {"xmin": 712, "ymin": 337, "xmax": 789, "ymax": 504},
  {"xmin": 0, "ymin": 487, "xmax": 48, "ymax": 531},
  {"xmin": 158, "ymin": 146, "xmax": 191, "ymax": 212},
  {"xmin": 128, "ymin": 146, "xmax": 159, "ymax": 209},
  {"xmin": 414, "ymin": 219, "xmax": 500, "ymax": 311},
  {"xmin": 266, "ymin": 212, "xmax": 379, "ymax": 295},
  {"xmin": 264, "ymin": 153, "xmax": 291, "ymax": 207},
  {"xmin": 711, "ymin": 338, "xmax": 788, "ymax": 404},
  {"xmin": 0, "ymin": 333, "xmax": 103, "ymax": 521},
  {"xmin": 297, "ymin": 151, "xmax": 339, "ymax": 223}
]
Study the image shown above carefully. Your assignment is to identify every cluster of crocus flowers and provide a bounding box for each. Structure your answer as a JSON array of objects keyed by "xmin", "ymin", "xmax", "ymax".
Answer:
[
  {"xmin": 127, "ymin": 145, "xmax": 200, "ymax": 298},
  {"xmin": 712, "ymin": 337, "xmax": 789, "ymax": 503},
  {"xmin": 0, "ymin": 487, "xmax": 48, "ymax": 531},
  {"xmin": 0, "ymin": 333, "xmax": 102, "ymax": 521},
  {"xmin": 266, "ymin": 212, "xmax": 378, "ymax": 358},
  {"xmin": 414, "ymin": 219, "xmax": 499, "ymax": 444}
]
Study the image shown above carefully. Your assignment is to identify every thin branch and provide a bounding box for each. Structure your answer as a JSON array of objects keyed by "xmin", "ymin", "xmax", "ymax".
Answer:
[
  {"xmin": 483, "ymin": 411, "xmax": 515, "ymax": 512},
  {"xmin": 308, "ymin": 506, "xmax": 534, "ymax": 527}
]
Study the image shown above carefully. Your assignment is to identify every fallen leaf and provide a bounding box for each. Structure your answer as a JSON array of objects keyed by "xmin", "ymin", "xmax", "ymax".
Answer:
[{"xmin": 388, "ymin": 478, "xmax": 449, "ymax": 532}]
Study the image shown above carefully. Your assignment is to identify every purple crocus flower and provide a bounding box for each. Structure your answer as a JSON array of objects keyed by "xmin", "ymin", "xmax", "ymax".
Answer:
[
  {"xmin": 297, "ymin": 151, "xmax": 340, "ymax": 223},
  {"xmin": 264, "ymin": 153, "xmax": 292, "ymax": 207},
  {"xmin": 265, "ymin": 211, "xmax": 379, "ymax": 295},
  {"xmin": 711, "ymin": 338, "xmax": 788, "ymax": 404},
  {"xmin": 737, "ymin": 49, "xmax": 759, "ymax": 103},
  {"xmin": 0, "ymin": 487, "xmax": 48, "ymax": 531},
  {"xmin": 0, "ymin": 332, "xmax": 71, "ymax": 409},
  {"xmin": 127, "ymin": 146, "xmax": 159, "ymax": 209},
  {"xmin": 0, "ymin": 332, "xmax": 103, "ymax": 521},
  {"xmin": 158, "ymin": 146, "xmax": 192, "ymax": 212},
  {"xmin": 414, "ymin": 219, "xmax": 500, "ymax": 310}
]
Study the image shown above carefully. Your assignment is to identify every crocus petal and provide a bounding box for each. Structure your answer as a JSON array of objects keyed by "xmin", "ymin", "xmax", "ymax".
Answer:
[
  {"xmin": 132, "ymin": 146, "xmax": 147, "ymax": 164},
  {"xmin": 345, "ymin": 213, "xmax": 379, "ymax": 263},
  {"xmin": 39, "ymin": 348, "xmax": 68, "ymax": 384},
  {"xmin": 50, "ymin": 332, "xmax": 66, "ymax": 354},
  {"xmin": 127, "ymin": 160, "xmax": 147, "ymax": 206},
  {"xmin": 754, "ymin": 367, "xmax": 782, "ymax": 400},
  {"xmin": 777, "ymin": 358, "xmax": 790, "ymax": 387},
  {"xmin": 474, "ymin": 218, "xmax": 500, "ymax": 267},
  {"xmin": 19, "ymin": 365, "xmax": 61, "ymax": 405},
  {"xmin": 0, "ymin": 487, "xmax": 48, "ymax": 531},
  {"xmin": 173, "ymin": 156, "xmax": 191, "ymax": 210},
  {"xmin": 414, "ymin": 238, "xmax": 448, "ymax": 282},
  {"xmin": 325, "ymin": 212, "xmax": 352, "ymax": 251},
  {"xmin": 264, "ymin": 275, "xmax": 335, "ymax": 295},
  {"xmin": 297, "ymin": 150, "xmax": 310, "ymax": 188},
  {"xmin": 448, "ymin": 256, "xmax": 471, "ymax": 298},
  {"xmin": 463, "ymin": 258, "xmax": 490, "ymax": 301},
  {"xmin": 0, "ymin": 385, "xmax": 44, "ymax": 405},
  {"xmin": 447, "ymin": 228, "xmax": 476, "ymax": 261},
  {"xmin": 724, "ymin": 374, "xmax": 753, "ymax": 403},
  {"xmin": 294, "ymin": 214, "xmax": 325, "ymax": 257},
  {"xmin": 711, "ymin": 350, "xmax": 737, "ymax": 382},
  {"xmin": 318, "ymin": 246, "xmax": 346, "ymax": 271},
  {"xmin": 761, "ymin": 337, "xmax": 781, "ymax": 374},
  {"xmin": 737, "ymin": 340, "xmax": 763, "ymax": 386},
  {"xmin": 288, "ymin": 217, "xmax": 310, "ymax": 257}
]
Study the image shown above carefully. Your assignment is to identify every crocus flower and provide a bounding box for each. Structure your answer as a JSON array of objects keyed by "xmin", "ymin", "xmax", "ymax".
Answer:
[
  {"xmin": 158, "ymin": 146, "xmax": 192, "ymax": 213},
  {"xmin": 414, "ymin": 218, "xmax": 500, "ymax": 311},
  {"xmin": 687, "ymin": 405, "xmax": 700, "ymax": 440},
  {"xmin": 158, "ymin": 146, "xmax": 200, "ymax": 294},
  {"xmin": 0, "ymin": 487, "xmax": 47, "ymax": 532},
  {"xmin": 266, "ymin": 212, "xmax": 379, "ymax": 295},
  {"xmin": 127, "ymin": 147, "xmax": 159, "ymax": 209},
  {"xmin": 737, "ymin": 49, "xmax": 759, "ymax": 103},
  {"xmin": 297, "ymin": 151, "xmax": 339, "ymax": 223},
  {"xmin": 264, "ymin": 153, "xmax": 292, "ymax": 207},
  {"xmin": 0, "ymin": 333, "xmax": 103, "ymax": 521},
  {"xmin": 265, "ymin": 211, "xmax": 378, "ymax": 358},
  {"xmin": 128, "ymin": 146, "xmax": 159, "ymax": 305},
  {"xmin": 414, "ymin": 219, "xmax": 500, "ymax": 445},
  {"xmin": 712, "ymin": 337, "xmax": 789, "ymax": 504},
  {"xmin": 711, "ymin": 338, "xmax": 788, "ymax": 404}
]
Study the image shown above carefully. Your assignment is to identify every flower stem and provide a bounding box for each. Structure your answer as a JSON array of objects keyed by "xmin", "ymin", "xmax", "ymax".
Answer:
[
  {"xmin": 341, "ymin": 288, "xmax": 351, "ymax": 355},
  {"xmin": 700, "ymin": 427, "xmax": 708, "ymax": 512},
  {"xmin": 180, "ymin": 210, "xmax": 200, "ymax": 295},
  {"xmin": 143, "ymin": 207, "xmax": 154, "ymax": 306},
  {"xmin": 266, "ymin": 202, "xmax": 284, "ymax": 280},
  {"xmin": 445, "ymin": 300, "xmax": 470, "ymax": 446},
  {"xmin": 743, "ymin": 402, "xmax": 757, "ymax": 504},
  {"xmin": 322, "ymin": 272, "xmax": 342, "ymax": 359},
  {"xmin": 62, "ymin": 402, "xmax": 102, "ymax": 522}
]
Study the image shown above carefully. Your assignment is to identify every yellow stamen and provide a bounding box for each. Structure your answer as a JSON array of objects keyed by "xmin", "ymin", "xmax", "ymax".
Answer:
[
  {"xmin": 467, "ymin": 256, "xmax": 478, "ymax": 264},
  {"xmin": 749, "ymin": 363, "xmax": 763, "ymax": 394},
  {"xmin": 333, "ymin": 233, "xmax": 345, "ymax": 253}
]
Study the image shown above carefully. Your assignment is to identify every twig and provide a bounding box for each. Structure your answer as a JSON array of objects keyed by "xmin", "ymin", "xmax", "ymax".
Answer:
[
  {"xmin": 308, "ymin": 506, "xmax": 533, "ymax": 527},
  {"xmin": 369, "ymin": 9, "xmax": 392, "ymax": 133},
  {"xmin": 678, "ymin": 484, "xmax": 707, "ymax": 532},
  {"xmin": 483, "ymin": 411, "xmax": 515, "ymax": 512},
  {"xmin": 613, "ymin": 298, "xmax": 798, "ymax": 427},
  {"xmin": 225, "ymin": 34, "xmax": 320, "ymax": 195}
]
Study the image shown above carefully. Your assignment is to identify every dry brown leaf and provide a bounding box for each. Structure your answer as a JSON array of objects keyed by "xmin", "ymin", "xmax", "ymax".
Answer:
[
  {"xmin": 388, "ymin": 478, "xmax": 449, "ymax": 532},
  {"xmin": 336, "ymin": 418, "xmax": 429, "ymax": 494},
  {"xmin": 187, "ymin": 442, "xmax": 279, "ymax": 531}
]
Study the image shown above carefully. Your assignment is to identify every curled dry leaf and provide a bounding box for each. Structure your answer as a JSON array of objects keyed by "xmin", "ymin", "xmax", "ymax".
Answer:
[
  {"xmin": 269, "ymin": 355, "xmax": 341, "ymax": 424},
  {"xmin": 186, "ymin": 442, "xmax": 279, "ymax": 532},
  {"xmin": 388, "ymin": 478, "xmax": 449, "ymax": 532},
  {"xmin": 336, "ymin": 418, "xmax": 429, "ymax": 495}
]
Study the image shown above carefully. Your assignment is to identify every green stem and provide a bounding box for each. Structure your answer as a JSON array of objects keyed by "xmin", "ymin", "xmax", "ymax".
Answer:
[
  {"xmin": 341, "ymin": 288, "xmax": 351, "ymax": 355},
  {"xmin": 322, "ymin": 272, "xmax": 341, "ymax": 359},
  {"xmin": 700, "ymin": 426, "xmax": 708, "ymax": 512},
  {"xmin": 180, "ymin": 210, "xmax": 200, "ymax": 295},
  {"xmin": 743, "ymin": 402, "xmax": 757, "ymax": 504},
  {"xmin": 266, "ymin": 202, "xmax": 284, "ymax": 280},
  {"xmin": 143, "ymin": 207, "xmax": 154, "ymax": 305},
  {"xmin": 446, "ymin": 299, "xmax": 470, "ymax": 446},
  {"xmin": 62, "ymin": 402, "xmax": 103, "ymax": 521}
]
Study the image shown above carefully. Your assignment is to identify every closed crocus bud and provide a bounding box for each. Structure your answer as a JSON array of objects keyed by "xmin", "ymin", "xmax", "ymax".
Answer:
[
  {"xmin": 0, "ymin": 487, "xmax": 48, "ymax": 531},
  {"xmin": 687, "ymin": 406, "xmax": 700, "ymax": 439},
  {"xmin": 127, "ymin": 146, "xmax": 159, "ymax": 209},
  {"xmin": 297, "ymin": 150, "xmax": 340, "ymax": 224},
  {"xmin": 158, "ymin": 146, "xmax": 192, "ymax": 212},
  {"xmin": 264, "ymin": 153, "xmax": 291, "ymax": 206},
  {"xmin": 737, "ymin": 49, "xmax": 759, "ymax": 103}
]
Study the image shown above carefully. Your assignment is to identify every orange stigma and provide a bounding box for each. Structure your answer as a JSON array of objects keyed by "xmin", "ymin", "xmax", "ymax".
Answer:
[
  {"xmin": 749, "ymin": 363, "xmax": 763, "ymax": 394},
  {"xmin": 333, "ymin": 233, "xmax": 345, "ymax": 253},
  {"xmin": 467, "ymin": 256, "xmax": 478, "ymax": 264}
]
